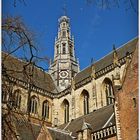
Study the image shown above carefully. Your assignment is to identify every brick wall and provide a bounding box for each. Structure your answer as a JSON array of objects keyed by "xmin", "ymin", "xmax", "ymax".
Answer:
[{"xmin": 115, "ymin": 46, "xmax": 138, "ymax": 140}]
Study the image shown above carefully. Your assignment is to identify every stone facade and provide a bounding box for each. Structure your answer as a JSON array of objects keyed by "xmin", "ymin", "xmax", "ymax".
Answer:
[
  {"xmin": 52, "ymin": 47, "xmax": 132, "ymax": 126},
  {"xmin": 2, "ymin": 15, "xmax": 138, "ymax": 140}
]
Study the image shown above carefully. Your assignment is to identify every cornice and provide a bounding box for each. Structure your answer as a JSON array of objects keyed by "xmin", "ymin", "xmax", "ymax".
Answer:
[
  {"xmin": 2, "ymin": 54, "xmax": 132, "ymax": 99},
  {"xmin": 3, "ymin": 75, "xmax": 55, "ymax": 99}
]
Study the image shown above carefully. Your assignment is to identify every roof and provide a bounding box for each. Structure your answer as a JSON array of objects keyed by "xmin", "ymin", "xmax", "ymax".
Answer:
[
  {"xmin": 2, "ymin": 52, "xmax": 57, "ymax": 93},
  {"xmin": 75, "ymin": 38, "xmax": 138, "ymax": 84},
  {"xmin": 48, "ymin": 127, "xmax": 74, "ymax": 140},
  {"xmin": 58, "ymin": 104, "xmax": 115, "ymax": 137},
  {"xmin": 12, "ymin": 114, "xmax": 74, "ymax": 140},
  {"xmin": 15, "ymin": 121, "xmax": 41, "ymax": 140}
]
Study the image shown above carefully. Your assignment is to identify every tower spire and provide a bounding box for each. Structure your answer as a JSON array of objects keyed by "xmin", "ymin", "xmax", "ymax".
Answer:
[{"xmin": 49, "ymin": 15, "xmax": 80, "ymax": 91}]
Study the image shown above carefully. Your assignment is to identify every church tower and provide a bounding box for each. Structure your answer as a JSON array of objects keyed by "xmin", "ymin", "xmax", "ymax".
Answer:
[{"xmin": 49, "ymin": 16, "xmax": 80, "ymax": 91}]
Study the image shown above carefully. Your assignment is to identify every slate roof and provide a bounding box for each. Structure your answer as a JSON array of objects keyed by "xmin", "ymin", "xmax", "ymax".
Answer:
[
  {"xmin": 58, "ymin": 104, "xmax": 115, "ymax": 137},
  {"xmin": 2, "ymin": 52, "xmax": 57, "ymax": 93},
  {"xmin": 48, "ymin": 127, "xmax": 74, "ymax": 140},
  {"xmin": 75, "ymin": 38, "xmax": 138, "ymax": 84},
  {"xmin": 15, "ymin": 121, "xmax": 41, "ymax": 140},
  {"xmin": 13, "ymin": 117, "xmax": 74, "ymax": 140}
]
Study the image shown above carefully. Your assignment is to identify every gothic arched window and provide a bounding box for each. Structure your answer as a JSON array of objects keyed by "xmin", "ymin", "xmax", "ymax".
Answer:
[
  {"xmin": 9, "ymin": 89, "xmax": 21, "ymax": 109},
  {"xmin": 84, "ymin": 94, "xmax": 89, "ymax": 115},
  {"xmin": 62, "ymin": 99, "xmax": 69, "ymax": 123},
  {"xmin": 14, "ymin": 90, "xmax": 21, "ymax": 109},
  {"xmin": 30, "ymin": 96, "xmax": 38, "ymax": 114},
  {"xmin": 103, "ymin": 78, "xmax": 114, "ymax": 105},
  {"xmin": 64, "ymin": 101, "xmax": 69, "ymax": 123},
  {"xmin": 42, "ymin": 100, "xmax": 49, "ymax": 119},
  {"xmin": 81, "ymin": 90, "xmax": 89, "ymax": 115}
]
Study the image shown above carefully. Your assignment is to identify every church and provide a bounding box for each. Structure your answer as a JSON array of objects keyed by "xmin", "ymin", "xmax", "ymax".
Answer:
[{"xmin": 2, "ymin": 15, "xmax": 138, "ymax": 140}]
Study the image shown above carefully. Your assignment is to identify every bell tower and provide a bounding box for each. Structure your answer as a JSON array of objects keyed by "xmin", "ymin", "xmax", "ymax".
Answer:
[{"xmin": 49, "ymin": 15, "xmax": 80, "ymax": 91}]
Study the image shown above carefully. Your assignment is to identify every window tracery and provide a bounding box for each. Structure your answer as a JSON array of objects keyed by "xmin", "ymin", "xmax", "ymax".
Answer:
[
  {"xmin": 42, "ymin": 100, "xmax": 49, "ymax": 119},
  {"xmin": 30, "ymin": 96, "xmax": 38, "ymax": 114}
]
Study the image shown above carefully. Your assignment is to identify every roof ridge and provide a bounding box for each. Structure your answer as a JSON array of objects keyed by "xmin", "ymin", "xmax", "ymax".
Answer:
[
  {"xmin": 2, "ymin": 51, "xmax": 50, "ymax": 75},
  {"xmin": 47, "ymin": 127, "xmax": 71, "ymax": 135},
  {"xmin": 78, "ymin": 37, "xmax": 138, "ymax": 73},
  {"xmin": 94, "ymin": 37, "xmax": 138, "ymax": 65}
]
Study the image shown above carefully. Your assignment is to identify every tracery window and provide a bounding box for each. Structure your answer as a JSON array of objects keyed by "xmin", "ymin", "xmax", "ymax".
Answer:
[
  {"xmin": 9, "ymin": 89, "xmax": 21, "ymax": 109},
  {"xmin": 104, "ymin": 79, "xmax": 114, "ymax": 105},
  {"xmin": 30, "ymin": 96, "xmax": 38, "ymax": 114},
  {"xmin": 15, "ymin": 90, "xmax": 21, "ymax": 109},
  {"xmin": 64, "ymin": 103, "xmax": 69, "ymax": 123},
  {"xmin": 83, "ymin": 94, "xmax": 89, "ymax": 115},
  {"xmin": 42, "ymin": 100, "xmax": 49, "ymax": 119},
  {"xmin": 62, "ymin": 99, "xmax": 69, "ymax": 123},
  {"xmin": 81, "ymin": 90, "xmax": 89, "ymax": 115}
]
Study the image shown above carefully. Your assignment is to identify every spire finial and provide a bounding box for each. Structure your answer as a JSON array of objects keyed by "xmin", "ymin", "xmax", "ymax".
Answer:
[
  {"xmin": 63, "ymin": 0, "xmax": 67, "ymax": 16},
  {"xmin": 113, "ymin": 44, "xmax": 116, "ymax": 51},
  {"xmin": 91, "ymin": 57, "xmax": 94, "ymax": 65}
]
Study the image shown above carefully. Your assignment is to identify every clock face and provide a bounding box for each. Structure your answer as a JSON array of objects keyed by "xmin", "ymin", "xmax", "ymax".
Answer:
[{"xmin": 59, "ymin": 71, "xmax": 68, "ymax": 78}]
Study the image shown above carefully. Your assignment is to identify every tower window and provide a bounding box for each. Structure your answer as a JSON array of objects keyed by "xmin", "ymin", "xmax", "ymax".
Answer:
[
  {"xmin": 63, "ymin": 23, "xmax": 65, "ymax": 27},
  {"xmin": 62, "ymin": 43, "xmax": 66, "ymax": 54},
  {"xmin": 42, "ymin": 100, "xmax": 49, "ymax": 119},
  {"xmin": 70, "ymin": 48, "xmax": 73, "ymax": 56},
  {"xmin": 72, "ymin": 71, "xmax": 75, "ymax": 77},
  {"xmin": 62, "ymin": 31, "xmax": 66, "ymax": 37},
  {"xmin": 63, "ymin": 47, "xmax": 66, "ymax": 54},
  {"xmin": 56, "ymin": 45, "xmax": 59, "ymax": 55},
  {"xmin": 69, "ymin": 44, "xmax": 73, "ymax": 56}
]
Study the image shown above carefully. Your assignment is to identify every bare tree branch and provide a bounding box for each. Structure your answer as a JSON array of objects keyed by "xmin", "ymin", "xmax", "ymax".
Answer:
[{"xmin": 2, "ymin": 16, "xmax": 49, "ymax": 139}]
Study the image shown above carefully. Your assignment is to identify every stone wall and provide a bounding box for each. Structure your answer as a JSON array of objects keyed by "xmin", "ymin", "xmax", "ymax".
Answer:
[
  {"xmin": 52, "ymin": 63, "xmax": 126, "ymax": 125},
  {"xmin": 2, "ymin": 84, "xmax": 53, "ymax": 125},
  {"xmin": 107, "ymin": 136, "xmax": 117, "ymax": 140}
]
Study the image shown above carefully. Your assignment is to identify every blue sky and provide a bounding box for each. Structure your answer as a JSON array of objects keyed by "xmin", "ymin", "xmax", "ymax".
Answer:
[{"xmin": 3, "ymin": 0, "xmax": 138, "ymax": 70}]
